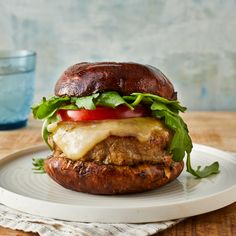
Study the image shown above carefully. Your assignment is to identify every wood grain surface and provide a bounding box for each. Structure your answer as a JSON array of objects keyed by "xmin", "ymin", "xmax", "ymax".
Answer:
[{"xmin": 0, "ymin": 112, "xmax": 235, "ymax": 236}]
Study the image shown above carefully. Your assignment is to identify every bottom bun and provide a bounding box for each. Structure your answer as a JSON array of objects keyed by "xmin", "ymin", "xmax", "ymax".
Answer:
[{"xmin": 44, "ymin": 156, "xmax": 184, "ymax": 195}]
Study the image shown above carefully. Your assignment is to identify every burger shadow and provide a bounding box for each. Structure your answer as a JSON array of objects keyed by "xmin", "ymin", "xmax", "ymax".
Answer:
[
  {"xmin": 120, "ymin": 180, "xmax": 184, "ymax": 198},
  {"xmin": 180, "ymin": 175, "xmax": 202, "ymax": 194},
  {"xmin": 122, "ymin": 176, "xmax": 202, "ymax": 198}
]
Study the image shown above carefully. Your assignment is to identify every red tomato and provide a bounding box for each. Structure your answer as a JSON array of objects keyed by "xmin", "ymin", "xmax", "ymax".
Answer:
[{"xmin": 57, "ymin": 105, "xmax": 150, "ymax": 122}]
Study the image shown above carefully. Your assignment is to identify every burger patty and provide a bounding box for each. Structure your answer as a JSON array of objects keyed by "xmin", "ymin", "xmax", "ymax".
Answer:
[
  {"xmin": 45, "ymin": 155, "xmax": 184, "ymax": 194},
  {"xmin": 53, "ymin": 130, "xmax": 172, "ymax": 166}
]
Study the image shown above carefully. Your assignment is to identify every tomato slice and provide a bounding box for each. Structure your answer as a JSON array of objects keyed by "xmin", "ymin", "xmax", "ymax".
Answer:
[{"xmin": 57, "ymin": 105, "xmax": 150, "ymax": 121}]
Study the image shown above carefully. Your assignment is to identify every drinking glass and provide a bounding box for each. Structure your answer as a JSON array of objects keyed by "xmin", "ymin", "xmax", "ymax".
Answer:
[{"xmin": 0, "ymin": 50, "xmax": 36, "ymax": 130}]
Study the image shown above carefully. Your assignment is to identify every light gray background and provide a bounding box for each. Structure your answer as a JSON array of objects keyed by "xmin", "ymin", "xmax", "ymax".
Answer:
[{"xmin": 0, "ymin": 0, "xmax": 236, "ymax": 110}]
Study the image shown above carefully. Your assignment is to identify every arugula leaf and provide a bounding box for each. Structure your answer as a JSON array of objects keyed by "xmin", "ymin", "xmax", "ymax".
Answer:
[
  {"xmin": 32, "ymin": 96, "xmax": 70, "ymax": 119},
  {"xmin": 74, "ymin": 92, "xmax": 133, "ymax": 110},
  {"xmin": 42, "ymin": 119, "xmax": 50, "ymax": 149},
  {"xmin": 131, "ymin": 93, "xmax": 186, "ymax": 112},
  {"xmin": 123, "ymin": 95, "xmax": 153, "ymax": 105},
  {"xmin": 76, "ymin": 93, "xmax": 99, "ymax": 110},
  {"xmin": 60, "ymin": 104, "xmax": 78, "ymax": 110},
  {"xmin": 32, "ymin": 158, "xmax": 46, "ymax": 174},
  {"xmin": 42, "ymin": 114, "xmax": 58, "ymax": 149},
  {"xmin": 150, "ymin": 101, "xmax": 218, "ymax": 178},
  {"xmin": 131, "ymin": 94, "xmax": 143, "ymax": 106},
  {"xmin": 97, "ymin": 91, "xmax": 133, "ymax": 109},
  {"xmin": 151, "ymin": 101, "xmax": 173, "ymax": 114},
  {"xmin": 186, "ymin": 153, "xmax": 220, "ymax": 178},
  {"xmin": 152, "ymin": 109, "xmax": 192, "ymax": 162}
]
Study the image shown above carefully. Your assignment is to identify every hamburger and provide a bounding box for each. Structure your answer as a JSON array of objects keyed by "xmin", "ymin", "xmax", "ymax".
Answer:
[{"xmin": 32, "ymin": 62, "xmax": 219, "ymax": 194}]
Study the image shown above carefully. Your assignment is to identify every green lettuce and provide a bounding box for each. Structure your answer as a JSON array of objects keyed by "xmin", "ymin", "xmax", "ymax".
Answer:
[{"xmin": 32, "ymin": 91, "xmax": 220, "ymax": 178}]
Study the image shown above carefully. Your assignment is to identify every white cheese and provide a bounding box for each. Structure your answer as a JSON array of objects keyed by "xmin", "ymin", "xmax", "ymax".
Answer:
[{"xmin": 52, "ymin": 117, "xmax": 167, "ymax": 160}]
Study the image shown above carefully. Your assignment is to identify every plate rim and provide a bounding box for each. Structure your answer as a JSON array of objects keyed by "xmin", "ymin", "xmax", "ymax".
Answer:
[{"xmin": 0, "ymin": 144, "xmax": 235, "ymax": 223}]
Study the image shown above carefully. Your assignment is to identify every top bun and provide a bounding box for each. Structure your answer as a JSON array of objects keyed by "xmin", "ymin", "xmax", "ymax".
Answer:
[{"xmin": 55, "ymin": 62, "xmax": 177, "ymax": 100}]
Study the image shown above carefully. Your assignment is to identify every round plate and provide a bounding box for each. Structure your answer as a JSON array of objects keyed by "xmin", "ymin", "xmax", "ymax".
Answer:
[{"xmin": 0, "ymin": 144, "xmax": 235, "ymax": 223}]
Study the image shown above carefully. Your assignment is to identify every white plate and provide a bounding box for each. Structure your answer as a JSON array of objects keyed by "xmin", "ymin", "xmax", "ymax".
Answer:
[{"xmin": 0, "ymin": 144, "xmax": 235, "ymax": 223}]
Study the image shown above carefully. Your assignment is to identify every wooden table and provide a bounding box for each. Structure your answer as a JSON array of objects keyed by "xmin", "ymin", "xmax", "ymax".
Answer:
[{"xmin": 0, "ymin": 112, "xmax": 235, "ymax": 236}]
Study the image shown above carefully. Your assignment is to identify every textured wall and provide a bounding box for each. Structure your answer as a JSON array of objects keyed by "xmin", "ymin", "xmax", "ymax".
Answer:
[{"xmin": 0, "ymin": 0, "xmax": 236, "ymax": 110}]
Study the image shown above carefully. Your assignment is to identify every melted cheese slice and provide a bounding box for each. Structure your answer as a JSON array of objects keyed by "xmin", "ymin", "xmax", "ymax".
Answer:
[{"xmin": 50, "ymin": 117, "xmax": 167, "ymax": 161}]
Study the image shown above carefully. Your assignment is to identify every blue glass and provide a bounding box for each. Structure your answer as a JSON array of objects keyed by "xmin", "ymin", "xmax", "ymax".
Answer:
[{"xmin": 0, "ymin": 50, "xmax": 36, "ymax": 130}]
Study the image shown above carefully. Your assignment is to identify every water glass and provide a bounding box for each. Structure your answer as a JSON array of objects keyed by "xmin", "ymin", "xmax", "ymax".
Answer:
[{"xmin": 0, "ymin": 50, "xmax": 36, "ymax": 130}]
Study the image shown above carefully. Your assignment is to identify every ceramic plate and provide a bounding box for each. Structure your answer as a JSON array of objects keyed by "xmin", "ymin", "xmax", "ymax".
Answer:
[{"xmin": 0, "ymin": 144, "xmax": 235, "ymax": 223}]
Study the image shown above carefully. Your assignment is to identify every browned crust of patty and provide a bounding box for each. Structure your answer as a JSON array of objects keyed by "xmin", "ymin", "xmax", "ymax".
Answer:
[
  {"xmin": 55, "ymin": 62, "xmax": 177, "ymax": 100},
  {"xmin": 83, "ymin": 132, "xmax": 172, "ymax": 165},
  {"xmin": 44, "ymin": 156, "xmax": 184, "ymax": 195}
]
